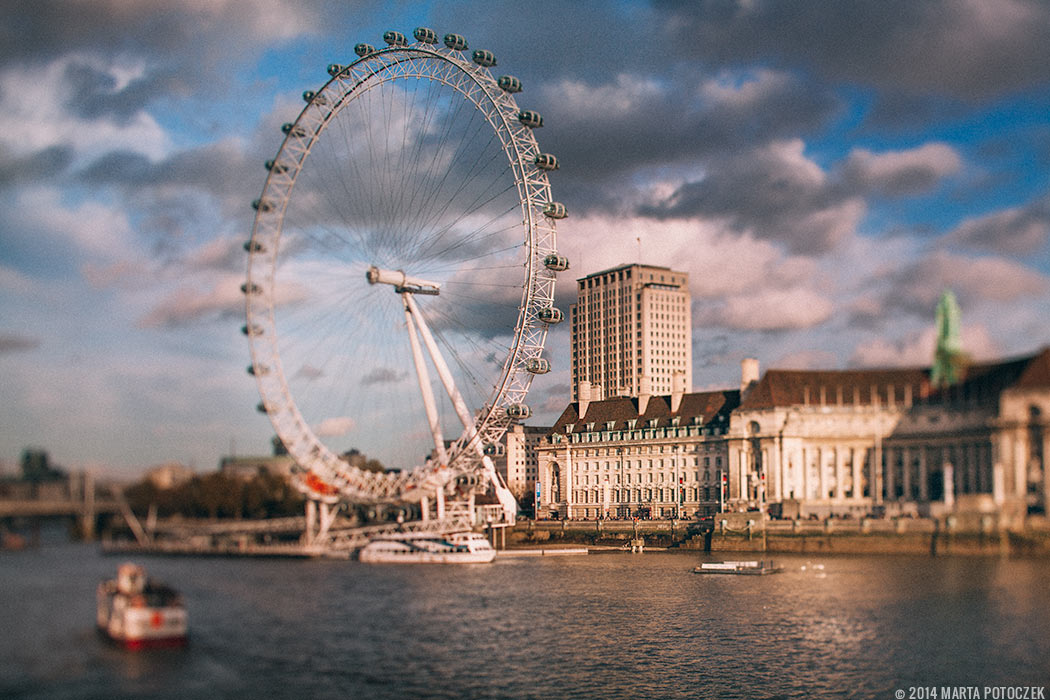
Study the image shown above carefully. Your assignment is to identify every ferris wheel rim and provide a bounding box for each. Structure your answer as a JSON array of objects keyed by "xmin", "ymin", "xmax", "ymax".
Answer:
[{"xmin": 243, "ymin": 34, "xmax": 560, "ymax": 500}]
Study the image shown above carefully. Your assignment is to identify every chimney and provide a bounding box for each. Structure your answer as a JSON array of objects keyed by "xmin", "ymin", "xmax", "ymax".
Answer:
[
  {"xmin": 670, "ymin": 370, "xmax": 687, "ymax": 413},
  {"xmin": 638, "ymin": 375, "xmax": 652, "ymax": 415},
  {"xmin": 740, "ymin": 358, "xmax": 760, "ymax": 395},
  {"xmin": 578, "ymin": 380, "xmax": 591, "ymax": 418}
]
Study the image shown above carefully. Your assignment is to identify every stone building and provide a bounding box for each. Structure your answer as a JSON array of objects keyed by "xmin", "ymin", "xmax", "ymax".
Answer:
[
  {"xmin": 535, "ymin": 381, "xmax": 739, "ymax": 520},
  {"xmin": 728, "ymin": 348, "xmax": 1050, "ymax": 522},
  {"xmin": 536, "ymin": 347, "xmax": 1050, "ymax": 522},
  {"xmin": 494, "ymin": 424, "xmax": 549, "ymax": 499},
  {"xmin": 570, "ymin": 263, "xmax": 691, "ymax": 400}
]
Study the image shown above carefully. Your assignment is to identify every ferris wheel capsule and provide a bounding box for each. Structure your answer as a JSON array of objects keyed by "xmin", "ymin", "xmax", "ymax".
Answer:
[
  {"xmin": 327, "ymin": 64, "xmax": 345, "ymax": 77},
  {"xmin": 506, "ymin": 404, "xmax": 532, "ymax": 420},
  {"xmin": 265, "ymin": 159, "xmax": 288, "ymax": 174},
  {"xmin": 517, "ymin": 110, "xmax": 543, "ymax": 128},
  {"xmin": 241, "ymin": 282, "xmax": 261, "ymax": 295},
  {"xmin": 534, "ymin": 153, "xmax": 559, "ymax": 171},
  {"xmin": 543, "ymin": 202, "xmax": 567, "ymax": 219},
  {"xmin": 543, "ymin": 253, "xmax": 570, "ymax": 271},
  {"xmin": 472, "ymin": 49, "xmax": 496, "ymax": 67},
  {"xmin": 497, "ymin": 75, "xmax": 522, "ymax": 93},
  {"xmin": 443, "ymin": 33, "xmax": 468, "ymax": 50},
  {"xmin": 383, "ymin": 31, "xmax": 407, "ymax": 46},
  {"xmin": 355, "ymin": 43, "xmax": 375, "ymax": 57},
  {"xmin": 537, "ymin": 307, "xmax": 564, "ymax": 324},
  {"xmin": 413, "ymin": 27, "xmax": 438, "ymax": 44},
  {"xmin": 281, "ymin": 122, "xmax": 306, "ymax": 138},
  {"xmin": 526, "ymin": 358, "xmax": 550, "ymax": 374},
  {"xmin": 244, "ymin": 239, "xmax": 265, "ymax": 253}
]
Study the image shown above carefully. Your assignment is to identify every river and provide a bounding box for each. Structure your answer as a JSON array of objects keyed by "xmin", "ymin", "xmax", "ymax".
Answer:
[{"xmin": 2, "ymin": 541, "xmax": 1048, "ymax": 699}]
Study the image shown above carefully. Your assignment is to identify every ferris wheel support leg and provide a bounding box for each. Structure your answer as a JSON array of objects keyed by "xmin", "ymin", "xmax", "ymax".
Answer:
[
  {"xmin": 403, "ymin": 295, "xmax": 448, "ymax": 465},
  {"xmin": 436, "ymin": 487, "xmax": 445, "ymax": 521},
  {"xmin": 420, "ymin": 495, "xmax": 429, "ymax": 523},
  {"xmin": 403, "ymin": 293, "xmax": 477, "ymax": 444},
  {"xmin": 305, "ymin": 498, "xmax": 317, "ymax": 545}
]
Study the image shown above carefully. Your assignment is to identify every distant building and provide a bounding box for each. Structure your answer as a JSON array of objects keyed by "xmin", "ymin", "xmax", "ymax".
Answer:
[
  {"xmin": 219, "ymin": 437, "xmax": 295, "ymax": 481},
  {"xmin": 571, "ymin": 263, "xmax": 691, "ymax": 401},
  {"xmin": 537, "ymin": 349, "xmax": 1050, "ymax": 523},
  {"xmin": 536, "ymin": 382, "xmax": 738, "ymax": 520},
  {"xmin": 144, "ymin": 463, "xmax": 195, "ymax": 490},
  {"xmin": 496, "ymin": 424, "xmax": 549, "ymax": 496},
  {"xmin": 730, "ymin": 348, "xmax": 1050, "ymax": 521}
]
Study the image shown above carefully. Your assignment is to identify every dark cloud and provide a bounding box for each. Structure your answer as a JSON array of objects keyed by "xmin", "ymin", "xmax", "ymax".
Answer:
[
  {"xmin": 65, "ymin": 62, "xmax": 182, "ymax": 125},
  {"xmin": 540, "ymin": 69, "xmax": 840, "ymax": 214},
  {"xmin": 0, "ymin": 332, "xmax": 40, "ymax": 354},
  {"xmin": 361, "ymin": 367, "xmax": 408, "ymax": 386},
  {"xmin": 942, "ymin": 194, "xmax": 1050, "ymax": 256},
  {"xmin": 858, "ymin": 250, "xmax": 1048, "ymax": 322},
  {"xmin": 639, "ymin": 140, "xmax": 860, "ymax": 254},
  {"xmin": 0, "ymin": 145, "xmax": 72, "ymax": 189},
  {"xmin": 652, "ymin": 0, "xmax": 1050, "ymax": 102}
]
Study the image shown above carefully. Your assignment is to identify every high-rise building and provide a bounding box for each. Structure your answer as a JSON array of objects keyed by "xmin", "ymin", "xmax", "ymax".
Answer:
[{"xmin": 570, "ymin": 263, "xmax": 691, "ymax": 401}]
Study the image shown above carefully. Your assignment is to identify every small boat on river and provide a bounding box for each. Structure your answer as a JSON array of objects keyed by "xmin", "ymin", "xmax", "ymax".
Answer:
[
  {"xmin": 358, "ymin": 531, "xmax": 496, "ymax": 564},
  {"xmin": 97, "ymin": 563, "xmax": 188, "ymax": 648},
  {"xmin": 693, "ymin": 560, "xmax": 784, "ymax": 575}
]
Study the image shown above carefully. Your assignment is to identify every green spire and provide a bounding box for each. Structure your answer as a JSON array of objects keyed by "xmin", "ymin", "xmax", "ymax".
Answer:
[{"xmin": 931, "ymin": 289, "xmax": 963, "ymax": 386}]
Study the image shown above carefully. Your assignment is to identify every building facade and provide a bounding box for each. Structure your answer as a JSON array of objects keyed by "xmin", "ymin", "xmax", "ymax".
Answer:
[
  {"xmin": 537, "ymin": 348, "xmax": 1050, "ymax": 523},
  {"xmin": 496, "ymin": 424, "xmax": 549, "ymax": 500},
  {"xmin": 570, "ymin": 263, "xmax": 691, "ymax": 401},
  {"xmin": 535, "ymin": 386, "xmax": 738, "ymax": 520}
]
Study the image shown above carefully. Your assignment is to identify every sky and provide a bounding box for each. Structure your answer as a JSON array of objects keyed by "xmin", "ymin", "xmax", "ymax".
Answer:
[{"xmin": 1, "ymin": 0, "xmax": 1049, "ymax": 479}]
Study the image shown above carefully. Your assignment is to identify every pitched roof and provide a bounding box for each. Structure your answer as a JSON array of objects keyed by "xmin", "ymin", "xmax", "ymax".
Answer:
[
  {"xmin": 739, "ymin": 346, "xmax": 1050, "ymax": 410},
  {"xmin": 548, "ymin": 389, "xmax": 740, "ymax": 434}
]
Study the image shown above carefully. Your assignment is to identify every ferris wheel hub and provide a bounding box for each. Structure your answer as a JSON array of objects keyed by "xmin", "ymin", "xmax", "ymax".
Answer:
[{"xmin": 365, "ymin": 265, "xmax": 441, "ymax": 295}]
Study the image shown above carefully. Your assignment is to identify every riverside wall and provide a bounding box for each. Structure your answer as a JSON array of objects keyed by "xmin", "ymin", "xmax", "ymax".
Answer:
[{"xmin": 509, "ymin": 513, "xmax": 1050, "ymax": 556}]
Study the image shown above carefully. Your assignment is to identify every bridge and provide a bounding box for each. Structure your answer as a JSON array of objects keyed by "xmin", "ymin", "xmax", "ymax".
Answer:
[{"xmin": 0, "ymin": 472, "xmax": 119, "ymax": 540}]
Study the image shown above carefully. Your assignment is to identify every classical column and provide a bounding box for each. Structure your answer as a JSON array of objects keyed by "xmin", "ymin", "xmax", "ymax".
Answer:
[
  {"xmin": 885, "ymin": 446, "xmax": 895, "ymax": 501},
  {"xmin": 901, "ymin": 447, "xmax": 912, "ymax": 502},
  {"xmin": 1014, "ymin": 430, "xmax": 1027, "ymax": 499},
  {"xmin": 817, "ymin": 446, "xmax": 827, "ymax": 501},
  {"xmin": 919, "ymin": 447, "xmax": 929, "ymax": 501},
  {"xmin": 834, "ymin": 446, "xmax": 845, "ymax": 501},
  {"xmin": 851, "ymin": 447, "xmax": 863, "ymax": 501},
  {"xmin": 800, "ymin": 447, "xmax": 809, "ymax": 501}
]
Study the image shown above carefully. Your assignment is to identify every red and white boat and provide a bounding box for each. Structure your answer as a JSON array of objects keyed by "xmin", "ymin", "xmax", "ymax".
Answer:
[{"xmin": 97, "ymin": 563, "xmax": 188, "ymax": 649}]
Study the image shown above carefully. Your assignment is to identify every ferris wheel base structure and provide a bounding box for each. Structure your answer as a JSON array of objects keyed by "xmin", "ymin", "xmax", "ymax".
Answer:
[{"xmin": 243, "ymin": 27, "xmax": 568, "ymax": 534}]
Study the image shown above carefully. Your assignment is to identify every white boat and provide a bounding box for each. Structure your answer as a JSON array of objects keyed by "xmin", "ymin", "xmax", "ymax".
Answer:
[
  {"xmin": 693, "ymin": 560, "xmax": 784, "ymax": 575},
  {"xmin": 97, "ymin": 563, "xmax": 188, "ymax": 649},
  {"xmin": 358, "ymin": 531, "xmax": 496, "ymax": 564}
]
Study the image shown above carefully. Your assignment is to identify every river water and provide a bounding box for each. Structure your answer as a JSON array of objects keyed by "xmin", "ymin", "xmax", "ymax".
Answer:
[{"xmin": 2, "ymin": 541, "xmax": 1048, "ymax": 699}]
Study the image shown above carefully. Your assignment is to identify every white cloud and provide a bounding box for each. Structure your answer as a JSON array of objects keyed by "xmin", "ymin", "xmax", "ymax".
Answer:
[
  {"xmin": 0, "ymin": 55, "xmax": 172, "ymax": 162},
  {"xmin": 315, "ymin": 416, "xmax": 356, "ymax": 437}
]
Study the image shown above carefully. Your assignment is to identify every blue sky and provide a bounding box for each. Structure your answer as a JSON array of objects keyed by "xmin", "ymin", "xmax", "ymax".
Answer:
[{"xmin": 1, "ymin": 0, "xmax": 1049, "ymax": 478}]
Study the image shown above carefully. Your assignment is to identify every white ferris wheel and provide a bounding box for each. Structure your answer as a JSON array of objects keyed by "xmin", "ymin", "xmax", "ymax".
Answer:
[{"xmin": 242, "ymin": 28, "xmax": 568, "ymax": 524}]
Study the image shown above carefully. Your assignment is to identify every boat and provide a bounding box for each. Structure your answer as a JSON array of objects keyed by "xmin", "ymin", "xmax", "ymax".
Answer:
[
  {"xmin": 693, "ymin": 560, "xmax": 784, "ymax": 575},
  {"xmin": 358, "ymin": 531, "xmax": 496, "ymax": 564},
  {"xmin": 97, "ymin": 563, "xmax": 188, "ymax": 648}
]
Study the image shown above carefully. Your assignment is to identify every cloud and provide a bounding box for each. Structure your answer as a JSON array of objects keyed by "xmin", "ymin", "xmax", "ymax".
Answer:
[
  {"xmin": 640, "ymin": 139, "xmax": 865, "ymax": 254},
  {"xmin": 314, "ymin": 416, "xmax": 355, "ymax": 437},
  {"xmin": 361, "ymin": 367, "xmax": 408, "ymax": 386},
  {"xmin": 138, "ymin": 274, "xmax": 244, "ymax": 328},
  {"xmin": 864, "ymin": 250, "xmax": 1049, "ymax": 320},
  {"xmin": 0, "ymin": 332, "xmax": 41, "ymax": 354},
  {"xmin": 655, "ymin": 0, "xmax": 1050, "ymax": 102},
  {"xmin": 841, "ymin": 143, "xmax": 962, "ymax": 197},
  {"xmin": 849, "ymin": 324, "xmax": 1000, "ymax": 368},
  {"xmin": 697, "ymin": 287, "xmax": 834, "ymax": 332},
  {"xmin": 942, "ymin": 194, "xmax": 1050, "ymax": 255}
]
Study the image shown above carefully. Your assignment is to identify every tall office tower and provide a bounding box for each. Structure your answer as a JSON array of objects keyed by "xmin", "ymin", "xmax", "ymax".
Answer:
[{"xmin": 570, "ymin": 263, "xmax": 692, "ymax": 401}]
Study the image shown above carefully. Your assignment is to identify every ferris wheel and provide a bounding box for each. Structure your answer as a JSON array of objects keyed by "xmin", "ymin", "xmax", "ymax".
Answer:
[{"xmin": 242, "ymin": 28, "xmax": 569, "ymax": 520}]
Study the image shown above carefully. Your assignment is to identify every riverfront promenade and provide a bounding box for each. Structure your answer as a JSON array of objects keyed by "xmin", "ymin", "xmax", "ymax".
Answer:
[{"xmin": 511, "ymin": 513, "xmax": 1050, "ymax": 556}]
